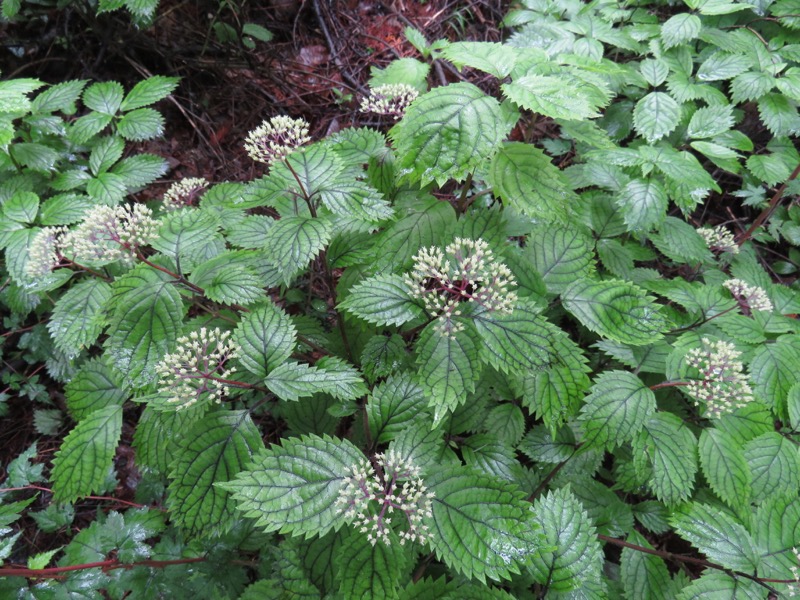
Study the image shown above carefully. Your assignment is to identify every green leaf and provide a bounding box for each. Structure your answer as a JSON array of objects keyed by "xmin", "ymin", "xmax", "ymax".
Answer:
[
  {"xmin": 10, "ymin": 142, "xmax": 59, "ymax": 172},
  {"xmin": 524, "ymin": 363, "xmax": 591, "ymax": 433},
  {"xmin": 48, "ymin": 279, "xmax": 111, "ymax": 358},
  {"xmin": 615, "ymin": 178, "xmax": 668, "ymax": 232},
  {"xmin": 83, "ymin": 81, "xmax": 124, "ymax": 115},
  {"xmin": 89, "ymin": 136, "xmax": 125, "ymax": 176},
  {"xmin": 65, "ymin": 359, "xmax": 128, "ymax": 421},
  {"xmin": 750, "ymin": 334, "xmax": 800, "ymax": 415},
  {"xmin": 262, "ymin": 216, "xmax": 332, "ymax": 284},
  {"xmin": 242, "ymin": 22, "xmax": 274, "ymax": 43},
  {"xmin": 318, "ymin": 180, "xmax": 393, "ymax": 226},
  {"xmin": 133, "ymin": 405, "xmax": 201, "ymax": 475},
  {"xmin": 743, "ymin": 432, "xmax": 800, "ymax": 503},
  {"xmin": 3, "ymin": 191, "xmax": 39, "ymax": 224},
  {"xmin": 116, "ymin": 107, "xmax": 165, "ymax": 141},
  {"xmin": 746, "ymin": 153, "xmax": 791, "ymax": 187},
  {"xmin": 698, "ymin": 428, "xmax": 752, "ymax": 509},
  {"xmin": 440, "ymin": 42, "xmax": 517, "ymax": 78},
  {"xmin": 197, "ymin": 264, "xmax": 264, "ymax": 306},
  {"xmin": 675, "ymin": 571, "xmax": 767, "ymax": 599},
  {"xmin": 562, "ymin": 279, "xmax": 667, "ymax": 345},
  {"xmin": 339, "ymin": 273, "xmax": 422, "ymax": 327},
  {"xmin": 367, "ymin": 372, "xmax": 428, "ymax": 444},
  {"xmin": 428, "ymin": 467, "xmax": 539, "ymax": 582},
  {"xmin": 335, "ymin": 531, "xmax": 407, "ymax": 600},
  {"xmin": 502, "ymin": 74, "xmax": 603, "ymax": 120},
  {"xmin": 369, "ymin": 57, "xmax": 430, "ymax": 91},
  {"xmin": 51, "ymin": 406, "xmax": 123, "ymax": 503},
  {"xmin": 111, "ymin": 153, "xmax": 168, "ymax": 188},
  {"xmin": 220, "ymin": 434, "xmax": 364, "ymax": 538},
  {"xmin": 697, "ymin": 52, "xmax": 752, "ymax": 81},
  {"xmin": 687, "ymin": 104, "xmax": 735, "ymax": 139},
  {"xmin": 758, "ymin": 93, "xmax": 800, "ymax": 136},
  {"xmin": 87, "ymin": 172, "xmax": 127, "ymax": 204},
  {"xmin": 266, "ymin": 357, "xmax": 367, "ymax": 402},
  {"xmin": 151, "ymin": 209, "xmax": 221, "ymax": 271},
  {"xmin": 68, "ymin": 111, "xmax": 113, "ymax": 143},
  {"xmin": 415, "ymin": 324, "xmax": 481, "ymax": 424},
  {"xmin": 730, "ymin": 71, "xmax": 775, "ymax": 103},
  {"xmin": 578, "ymin": 371, "xmax": 656, "ymax": 451},
  {"xmin": 105, "ymin": 266, "xmax": 185, "ymax": 387},
  {"xmin": 168, "ymin": 410, "xmax": 264, "ymax": 536},
  {"xmin": 529, "ymin": 487, "xmax": 603, "ymax": 592},
  {"xmin": 487, "ymin": 142, "xmax": 574, "ymax": 222},
  {"xmin": 120, "ymin": 76, "xmax": 179, "ymax": 111},
  {"xmin": 661, "ymin": 13, "xmax": 702, "ymax": 48},
  {"xmin": 234, "ymin": 301, "xmax": 297, "ymax": 378},
  {"xmin": 39, "ymin": 193, "xmax": 92, "ymax": 226},
  {"xmin": 634, "ymin": 412, "xmax": 697, "ymax": 505},
  {"xmin": 31, "ymin": 79, "xmax": 87, "ymax": 112},
  {"xmin": 670, "ymin": 503, "xmax": 759, "ymax": 571},
  {"xmin": 390, "ymin": 82, "xmax": 516, "ymax": 186},
  {"xmin": 360, "ymin": 334, "xmax": 409, "ymax": 383},
  {"xmin": 633, "ymin": 92, "xmax": 680, "ymax": 142},
  {"xmin": 525, "ymin": 225, "xmax": 595, "ymax": 294},
  {"xmin": 754, "ymin": 496, "xmax": 800, "ymax": 581}
]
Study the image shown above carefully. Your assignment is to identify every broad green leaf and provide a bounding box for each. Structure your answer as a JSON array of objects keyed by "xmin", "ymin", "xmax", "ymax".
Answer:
[
  {"xmin": 242, "ymin": 23, "xmax": 274, "ymax": 43},
  {"xmin": 48, "ymin": 279, "xmax": 111, "ymax": 358},
  {"xmin": 31, "ymin": 79, "xmax": 88, "ymax": 113},
  {"xmin": 89, "ymin": 136, "xmax": 125, "ymax": 176},
  {"xmin": 661, "ymin": 13, "xmax": 701, "ymax": 48},
  {"xmin": 105, "ymin": 265, "xmax": 185, "ymax": 387},
  {"xmin": 83, "ymin": 81, "xmax": 124, "ymax": 115},
  {"xmin": 640, "ymin": 59, "xmax": 669, "ymax": 88},
  {"xmin": 440, "ymin": 42, "xmax": 518, "ymax": 78},
  {"xmin": 110, "ymin": 153, "xmax": 168, "ymax": 188},
  {"xmin": 390, "ymin": 82, "xmax": 517, "ymax": 186},
  {"xmin": 339, "ymin": 273, "xmax": 422, "ymax": 327},
  {"xmin": 616, "ymin": 178, "xmax": 668, "ymax": 232},
  {"xmin": 634, "ymin": 412, "xmax": 697, "ymax": 505},
  {"xmin": 675, "ymin": 571, "xmax": 767, "ymax": 599},
  {"xmin": 133, "ymin": 404, "xmax": 203, "ymax": 475},
  {"xmin": 502, "ymin": 74, "xmax": 603, "ymax": 120},
  {"xmin": 318, "ymin": 180, "xmax": 393, "ymax": 226},
  {"xmin": 651, "ymin": 216, "xmax": 714, "ymax": 264},
  {"xmin": 428, "ymin": 467, "xmax": 540, "ymax": 582},
  {"xmin": 168, "ymin": 410, "xmax": 264, "ymax": 536},
  {"xmin": 360, "ymin": 334, "xmax": 409, "ymax": 383},
  {"xmin": 525, "ymin": 225, "xmax": 595, "ymax": 294},
  {"xmin": 234, "ymin": 301, "xmax": 296, "ymax": 378},
  {"xmin": 524, "ymin": 363, "xmax": 591, "ymax": 433},
  {"xmin": 416, "ymin": 324, "xmax": 481, "ymax": 424},
  {"xmin": 670, "ymin": 503, "xmax": 759, "ymax": 571},
  {"xmin": 68, "ymin": 111, "xmax": 113, "ymax": 143},
  {"xmin": 753, "ymin": 497, "xmax": 800, "ymax": 581},
  {"xmin": 269, "ymin": 143, "xmax": 343, "ymax": 199},
  {"xmin": 730, "ymin": 71, "xmax": 775, "ymax": 103},
  {"xmin": 116, "ymin": 107, "xmax": 164, "ymax": 141},
  {"xmin": 743, "ymin": 432, "xmax": 800, "ymax": 503},
  {"xmin": 529, "ymin": 487, "xmax": 603, "ymax": 592},
  {"xmin": 367, "ymin": 372, "xmax": 428, "ymax": 444},
  {"xmin": 484, "ymin": 403, "xmax": 525, "ymax": 446},
  {"xmin": 698, "ymin": 428, "xmax": 751, "ymax": 509},
  {"xmin": 266, "ymin": 357, "xmax": 367, "ymax": 402},
  {"xmin": 697, "ymin": 52, "xmax": 752, "ymax": 81},
  {"xmin": 462, "ymin": 434, "xmax": 521, "ymax": 482},
  {"xmin": 562, "ymin": 279, "xmax": 667, "ymax": 345},
  {"xmin": 220, "ymin": 434, "xmax": 364, "ymax": 538},
  {"xmin": 621, "ymin": 531, "xmax": 671, "ymax": 600},
  {"xmin": 65, "ymin": 359, "xmax": 128, "ymax": 421},
  {"xmin": 687, "ymin": 104, "xmax": 735, "ymax": 139},
  {"xmin": 151, "ymin": 209, "xmax": 221, "ymax": 271},
  {"xmin": 579, "ymin": 371, "xmax": 655, "ymax": 451},
  {"xmin": 10, "ymin": 142, "xmax": 59, "ymax": 172},
  {"xmin": 758, "ymin": 93, "xmax": 800, "ymax": 136},
  {"xmin": 87, "ymin": 172, "xmax": 127, "ymax": 204},
  {"xmin": 3, "ymin": 191, "xmax": 39, "ymax": 224},
  {"xmin": 39, "ymin": 193, "xmax": 92, "ymax": 226},
  {"xmin": 746, "ymin": 153, "xmax": 792, "ymax": 186},
  {"xmin": 51, "ymin": 406, "xmax": 123, "ymax": 503},
  {"xmin": 335, "ymin": 531, "xmax": 407, "ymax": 600},
  {"xmin": 633, "ymin": 92, "xmax": 680, "ymax": 142},
  {"xmin": 120, "ymin": 75, "xmax": 179, "ymax": 111},
  {"xmin": 750, "ymin": 334, "xmax": 800, "ymax": 415},
  {"xmin": 487, "ymin": 142, "xmax": 574, "ymax": 222},
  {"xmin": 262, "ymin": 216, "xmax": 332, "ymax": 284},
  {"xmin": 369, "ymin": 57, "xmax": 430, "ymax": 91}
]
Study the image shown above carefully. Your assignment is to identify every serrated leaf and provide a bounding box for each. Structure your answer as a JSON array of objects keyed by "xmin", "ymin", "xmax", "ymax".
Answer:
[
  {"xmin": 675, "ymin": 571, "xmax": 766, "ymax": 599},
  {"xmin": 525, "ymin": 224, "xmax": 595, "ymax": 294},
  {"xmin": 698, "ymin": 429, "xmax": 752, "ymax": 509},
  {"xmin": 746, "ymin": 153, "xmax": 791, "ymax": 186},
  {"xmin": 318, "ymin": 180, "xmax": 393, "ymax": 225},
  {"xmin": 65, "ymin": 359, "xmax": 128, "ymax": 421},
  {"xmin": 524, "ymin": 364, "xmax": 591, "ymax": 433},
  {"xmin": 428, "ymin": 467, "xmax": 539, "ymax": 582},
  {"xmin": 111, "ymin": 153, "xmax": 168, "ymax": 188},
  {"xmin": 616, "ymin": 178, "xmax": 668, "ymax": 232},
  {"xmin": 339, "ymin": 273, "xmax": 422, "ymax": 327},
  {"xmin": 697, "ymin": 52, "xmax": 752, "ymax": 81},
  {"xmin": 743, "ymin": 432, "xmax": 800, "ymax": 503},
  {"xmin": 120, "ymin": 76, "xmax": 179, "ymax": 111},
  {"xmin": 266, "ymin": 357, "xmax": 367, "ymax": 402},
  {"xmin": 502, "ymin": 74, "xmax": 603, "ymax": 120},
  {"xmin": 687, "ymin": 104, "xmax": 735, "ymax": 139},
  {"xmin": 335, "ymin": 531, "xmax": 407, "ymax": 600},
  {"xmin": 487, "ymin": 142, "xmax": 574, "ymax": 222},
  {"xmin": 633, "ymin": 92, "xmax": 680, "ymax": 142},
  {"xmin": 116, "ymin": 107, "xmax": 164, "ymax": 141},
  {"xmin": 202, "ymin": 266, "xmax": 264, "ymax": 306},
  {"xmin": 753, "ymin": 496, "xmax": 800, "ymax": 581},
  {"xmin": 105, "ymin": 266, "xmax": 185, "ymax": 387},
  {"xmin": 133, "ymin": 405, "xmax": 202, "ymax": 475},
  {"xmin": 68, "ymin": 112, "xmax": 113, "ymax": 143},
  {"xmin": 89, "ymin": 136, "xmax": 124, "ymax": 176},
  {"xmin": 83, "ymin": 81, "xmax": 124, "ymax": 115},
  {"xmin": 485, "ymin": 403, "xmax": 525, "ymax": 446},
  {"xmin": 415, "ymin": 325, "xmax": 481, "ymax": 424},
  {"xmin": 39, "ymin": 194, "xmax": 92, "ymax": 226},
  {"xmin": 167, "ymin": 410, "xmax": 264, "ymax": 536},
  {"xmin": 390, "ymin": 82, "xmax": 516, "ymax": 186},
  {"xmin": 670, "ymin": 503, "xmax": 759, "ymax": 571},
  {"xmin": 651, "ymin": 216, "xmax": 714, "ymax": 263},
  {"xmin": 220, "ymin": 434, "xmax": 364, "ymax": 538},
  {"xmin": 3, "ymin": 191, "xmax": 39, "ymax": 224},
  {"xmin": 750, "ymin": 334, "xmax": 800, "ymax": 415},
  {"xmin": 151, "ymin": 209, "xmax": 220, "ymax": 271},
  {"xmin": 578, "ymin": 371, "xmax": 656, "ymax": 451},
  {"xmin": 234, "ymin": 301, "xmax": 296, "ymax": 378},
  {"xmin": 262, "ymin": 216, "xmax": 331, "ymax": 284},
  {"xmin": 10, "ymin": 142, "xmax": 59, "ymax": 172},
  {"xmin": 621, "ymin": 530, "xmax": 671, "ymax": 600},
  {"xmin": 661, "ymin": 13, "xmax": 701, "ymax": 48},
  {"xmin": 360, "ymin": 334, "xmax": 409, "ymax": 384},
  {"xmin": 440, "ymin": 42, "xmax": 518, "ymax": 78},
  {"xmin": 31, "ymin": 79, "xmax": 88, "ymax": 113},
  {"xmin": 51, "ymin": 406, "xmax": 122, "ymax": 503},
  {"xmin": 562, "ymin": 279, "xmax": 667, "ymax": 345},
  {"xmin": 367, "ymin": 372, "xmax": 428, "ymax": 444},
  {"xmin": 48, "ymin": 279, "xmax": 111, "ymax": 358},
  {"xmin": 758, "ymin": 93, "xmax": 800, "ymax": 136},
  {"xmin": 87, "ymin": 172, "xmax": 127, "ymax": 204},
  {"xmin": 529, "ymin": 487, "xmax": 603, "ymax": 592},
  {"xmin": 634, "ymin": 413, "xmax": 697, "ymax": 505}
]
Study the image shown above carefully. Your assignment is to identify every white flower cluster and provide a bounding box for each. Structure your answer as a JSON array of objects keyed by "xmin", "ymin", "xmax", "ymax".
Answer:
[
  {"xmin": 359, "ymin": 84, "xmax": 419, "ymax": 120},
  {"xmin": 25, "ymin": 226, "xmax": 67, "ymax": 278},
  {"xmin": 162, "ymin": 177, "xmax": 208, "ymax": 211},
  {"xmin": 335, "ymin": 450, "xmax": 434, "ymax": 547},
  {"xmin": 788, "ymin": 547, "xmax": 800, "ymax": 597},
  {"xmin": 723, "ymin": 278, "xmax": 773, "ymax": 315},
  {"xmin": 244, "ymin": 115, "xmax": 310, "ymax": 166},
  {"xmin": 154, "ymin": 327, "xmax": 239, "ymax": 410},
  {"xmin": 403, "ymin": 237, "xmax": 517, "ymax": 337},
  {"xmin": 697, "ymin": 225, "xmax": 739, "ymax": 255},
  {"xmin": 61, "ymin": 204, "xmax": 159, "ymax": 265},
  {"xmin": 685, "ymin": 338, "xmax": 754, "ymax": 418}
]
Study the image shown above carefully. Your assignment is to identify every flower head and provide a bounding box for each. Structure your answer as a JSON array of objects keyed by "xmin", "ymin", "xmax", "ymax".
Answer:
[
  {"xmin": 359, "ymin": 84, "xmax": 419, "ymax": 120},
  {"xmin": 697, "ymin": 225, "xmax": 739, "ymax": 255},
  {"xmin": 403, "ymin": 238, "xmax": 517, "ymax": 337},
  {"xmin": 61, "ymin": 204, "xmax": 159, "ymax": 265},
  {"xmin": 163, "ymin": 177, "xmax": 208, "ymax": 211},
  {"xmin": 723, "ymin": 278, "xmax": 773, "ymax": 315},
  {"xmin": 685, "ymin": 338, "xmax": 753, "ymax": 418},
  {"xmin": 335, "ymin": 450, "xmax": 434, "ymax": 547},
  {"xmin": 25, "ymin": 226, "xmax": 67, "ymax": 278},
  {"xmin": 244, "ymin": 116, "xmax": 310, "ymax": 166},
  {"xmin": 154, "ymin": 327, "xmax": 239, "ymax": 410}
]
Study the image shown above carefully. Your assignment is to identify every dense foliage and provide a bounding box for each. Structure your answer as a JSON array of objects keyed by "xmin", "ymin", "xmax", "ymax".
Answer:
[{"xmin": 2, "ymin": 0, "xmax": 800, "ymax": 597}]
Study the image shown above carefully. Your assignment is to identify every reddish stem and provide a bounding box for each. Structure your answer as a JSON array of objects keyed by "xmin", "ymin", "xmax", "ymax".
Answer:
[{"xmin": 0, "ymin": 556, "xmax": 206, "ymax": 579}]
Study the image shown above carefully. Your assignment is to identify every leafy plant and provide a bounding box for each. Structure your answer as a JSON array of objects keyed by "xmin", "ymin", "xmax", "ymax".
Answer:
[{"xmin": 3, "ymin": 0, "xmax": 800, "ymax": 597}]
